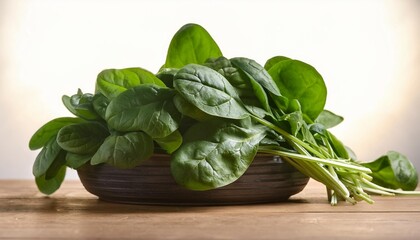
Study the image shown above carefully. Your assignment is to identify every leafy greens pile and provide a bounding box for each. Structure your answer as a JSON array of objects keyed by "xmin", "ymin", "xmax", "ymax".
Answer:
[{"xmin": 29, "ymin": 23, "xmax": 419, "ymax": 205}]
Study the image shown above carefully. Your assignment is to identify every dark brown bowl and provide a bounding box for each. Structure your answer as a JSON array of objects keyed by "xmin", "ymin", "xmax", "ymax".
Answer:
[{"xmin": 77, "ymin": 154, "xmax": 309, "ymax": 205}]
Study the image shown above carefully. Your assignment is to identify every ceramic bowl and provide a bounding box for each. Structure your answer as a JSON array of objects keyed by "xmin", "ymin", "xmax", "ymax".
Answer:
[{"xmin": 77, "ymin": 154, "xmax": 309, "ymax": 205}]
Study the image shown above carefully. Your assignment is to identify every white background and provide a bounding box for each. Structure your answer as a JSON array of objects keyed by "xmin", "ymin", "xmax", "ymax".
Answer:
[{"xmin": 1, "ymin": 0, "xmax": 419, "ymax": 180}]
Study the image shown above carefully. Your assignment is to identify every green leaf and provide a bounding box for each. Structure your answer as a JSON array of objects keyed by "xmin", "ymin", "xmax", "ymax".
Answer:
[
  {"xmin": 309, "ymin": 123, "xmax": 328, "ymax": 137},
  {"xmin": 92, "ymin": 93, "xmax": 110, "ymax": 120},
  {"xmin": 62, "ymin": 95, "xmax": 78, "ymax": 116},
  {"xmin": 279, "ymin": 111, "xmax": 305, "ymax": 136},
  {"xmin": 154, "ymin": 130, "xmax": 183, "ymax": 154},
  {"xmin": 91, "ymin": 132, "xmax": 154, "ymax": 169},
  {"xmin": 242, "ymin": 78, "xmax": 271, "ymax": 118},
  {"xmin": 345, "ymin": 146, "xmax": 358, "ymax": 161},
  {"xmin": 327, "ymin": 132, "xmax": 349, "ymax": 159},
  {"xmin": 240, "ymin": 99, "xmax": 267, "ymax": 118},
  {"xmin": 300, "ymin": 124, "xmax": 317, "ymax": 146},
  {"xmin": 32, "ymin": 137, "xmax": 62, "ymax": 177},
  {"xmin": 260, "ymin": 128, "xmax": 286, "ymax": 147},
  {"xmin": 268, "ymin": 59, "xmax": 327, "ymax": 120},
  {"xmin": 230, "ymin": 57, "xmax": 280, "ymax": 96},
  {"xmin": 264, "ymin": 56, "xmax": 291, "ymax": 71},
  {"xmin": 63, "ymin": 89, "xmax": 101, "ymax": 120},
  {"xmin": 73, "ymin": 92, "xmax": 100, "ymax": 120},
  {"xmin": 173, "ymin": 94, "xmax": 216, "ymax": 122},
  {"xmin": 66, "ymin": 152, "xmax": 92, "ymax": 169},
  {"xmin": 205, "ymin": 57, "xmax": 269, "ymax": 117},
  {"xmin": 315, "ymin": 110, "xmax": 344, "ymax": 129},
  {"xmin": 96, "ymin": 68, "xmax": 165, "ymax": 99},
  {"xmin": 171, "ymin": 119, "xmax": 266, "ymax": 190},
  {"xmin": 205, "ymin": 57, "xmax": 247, "ymax": 88},
  {"xmin": 156, "ymin": 68, "xmax": 178, "ymax": 88},
  {"xmin": 35, "ymin": 165, "xmax": 66, "ymax": 195},
  {"xmin": 29, "ymin": 117, "xmax": 85, "ymax": 150},
  {"xmin": 174, "ymin": 64, "xmax": 248, "ymax": 119},
  {"xmin": 164, "ymin": 23, "xmax": 222, "ymax": 68},
  {"xmin": 57, "ymin": 122, "xmax": 109, "ymax": 154},
  {"xmin": 45, "ymin": 150, "xmax": 67, "ymax": 180},
  {"xmin": 362, "ymin": 151, "xmax": 419, "ymax": 191},
  {"xmin": 105, "ymin": 85, "xmax": 182, "ymax": 138}
]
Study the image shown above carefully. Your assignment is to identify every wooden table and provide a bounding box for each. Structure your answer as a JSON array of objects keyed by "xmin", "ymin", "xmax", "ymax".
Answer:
[{"xmin": 1, "ymin": 179, "xmax": 419, "ymax": 239}]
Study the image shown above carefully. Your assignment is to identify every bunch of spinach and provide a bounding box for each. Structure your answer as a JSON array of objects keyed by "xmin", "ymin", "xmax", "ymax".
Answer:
[{"xmin": 29, "ymin": 23, "xmax": 419, "ymax": 204}]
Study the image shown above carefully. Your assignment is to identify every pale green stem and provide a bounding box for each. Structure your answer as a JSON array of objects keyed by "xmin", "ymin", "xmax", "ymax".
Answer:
[
  {"xmin": 258, "ymin": 147, "xmax": 351, "ymax": 200},
  {"xmin": 361, "ymin": 178, "xmax": 420, "ymax": 195},
  {"xmin": 258, "ymin": 146, "xmax": 371, "ymax": 173},
  {"xmin": 252, "ymin": 116, "xmax": 325, "ymax": 158}
]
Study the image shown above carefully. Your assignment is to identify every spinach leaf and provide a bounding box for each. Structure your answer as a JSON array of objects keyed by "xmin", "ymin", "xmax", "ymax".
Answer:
[
  {"xmin": 29, "ymin": 117, "xmax": 84, "ymax": 150},
  {"xmin": 62, "ymin": 89, "xmax": 101, "ymax": 120},
  {"xmin": 173, "ymin": 94, "xmax": 216, "ymax": 122},
  {"xmin": 205, "ymin": 57, "xmax": 269, "ymax": 117},
  {"xmin": 315, "ymin": 110, "xmax": 344, "ymax": 129},
  {"xmin": 35, "ymin": 165, "xmax": 66, "ymax": 195},
  {"xmin": 271, "ymin": 95, "xmax": 290, "ymax": 114},
  {"xmin": 32, "ymin": 136, "xmax": 62, "ymax": 177},
  {"xmin": 156, "ymin": 68, "xmax": 178, "ymax": 88},
  {"xmin": 234, "ymin": 76, "xmax": 271, "ymax": 118},
  {"xmin": 278, "ymin": 111, "xmax": 305, "ymax": 136},
  {"xmin": 45, "ymin": 150, "xmax": 67, "ymax": 180},
  {"xmin": 327, "ymin": 132, "xmax": 349, "ymax": 159},
  {"xmin": 362, "ymin": 151, "xmax": 418, "ymax": 191},
  {"xmin": 259, "ymin": 128, "xmax": 286, "ymax": 147},
  {"xmin": 345, "ymin": 146, "xmax": 358, "ymax": 161},
  {"xmin": 164, "ymin": 23, "xmax": 222, "ymax": 68},
  {"xmin": 105, "ymin": 85, "xmax": 182, "ymax": 138},
  {"xmin": 309, "ymin": 123, "xmax": 328, "ymax": 138},
  {"xmin": 264, "ymin": 56, "xmax": 291, "ymax": 71},
  {"xmin": 240, "ymin": 98, "xmax": 268, "ymax": 118},
  {"xmin": 62, "ymin": 95, "xmax": 78, "ymax": 116},
  {"xmin": 154, "ymin": 130, "xmax": 183, "ymax": 154},
  {"xmin": 300, "ymin": 124, "xmax": 317, "ymax": 146},
  {"xmin": 174, "ymin": 64, "xmax": 248, "ymax": 119},
  {"xmin": 96, "ymin": 68, "xmax": 165, "ymax": 99},
  {"xmin": 57, "ymin": 122, "xmax": 109, "ymax": 154},
  {"xmin": 91, "ymin": 132, "xmax": 154, "ymax": 169},
  {"xmin": 171, "ymin": 119, "xmax": 266, "ymax": 190},
  {"xmin": 205, "ymin": 57, "xmax": 247, "ymax": 88},
  {"xmin": 246, "ymin": 79, "xmax": 272, "ymax": 115},
  {"xmin": 66, "ymin": 152, "xmax": 92, "ymax": 169},
  {"xmin": 92, "ymin": 93, "xmax": 110, "ymax": 120},
  {"xmin": 268, "ymin": 59, "xmax": 327, "ymax": 120},
  {"xmin": 230, "ymin": 57, "xmax": 280, "ymax": 96},
  {"xmin": 276, "ymin": 109, "xmax": 319, "ymax": 146}
]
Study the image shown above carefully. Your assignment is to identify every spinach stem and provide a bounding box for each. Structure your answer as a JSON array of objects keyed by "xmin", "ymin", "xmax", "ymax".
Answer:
[
  {"xmin": 361, "ymin": 179, "xmax": 420, "ymax": 195},
  {"xmin": 258, "ymin": 146, "xmax": 371, "ymax": 173},
  {"xmin": 252, "ymin": 116, "xmax": 325, "ymax": 158},
  {"xmin": 258, "ymin": 147, "xmax": 352, "ymax": 202},
  {"xmin": 253, "ymin": 115, "xmax": 418, "ymax": 204}
]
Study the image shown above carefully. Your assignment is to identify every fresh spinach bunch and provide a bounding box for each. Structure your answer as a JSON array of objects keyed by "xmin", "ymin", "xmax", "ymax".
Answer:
[{"xmin": 29, "ymin": 23, "xmax": 419, "ymax": 204}]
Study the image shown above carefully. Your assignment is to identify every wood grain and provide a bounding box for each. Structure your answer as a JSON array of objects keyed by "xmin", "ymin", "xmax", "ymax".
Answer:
[{"xmin": 1, "ymin": 179, "xmax": 420, "ymax": 239}]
